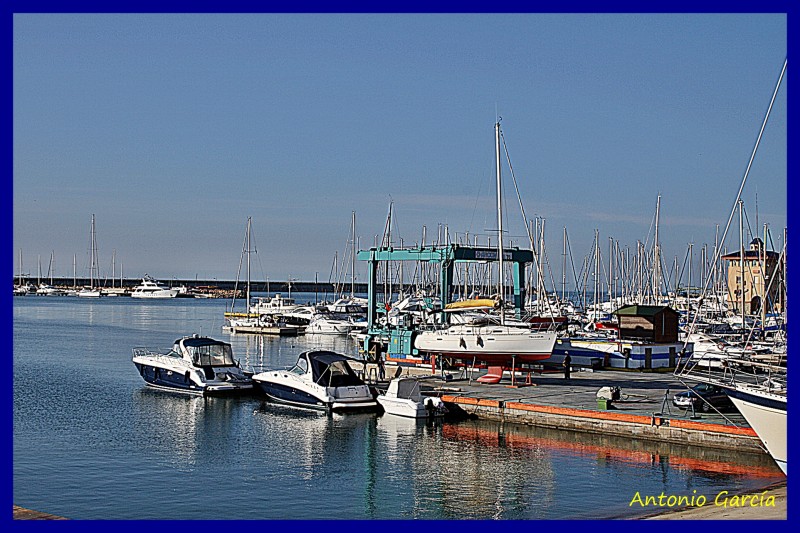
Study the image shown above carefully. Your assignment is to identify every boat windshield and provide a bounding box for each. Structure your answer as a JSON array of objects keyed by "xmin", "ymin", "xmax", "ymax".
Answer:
[
  {"xmin": 290, "ymin": 357, "xmax": 309, "ymax": 375},
  {"xmin": 308, "ymin": 354, "xmax": 364, "ymax": 387},
  {"xmin": 393, "ymin": 379, "xmax": 422, "ymax": 401},
  {"xmin": 188, "ymin": 343, "xmax": 235, "ymax": 366},
  {"xmin": 317, "ymin": 361, "xmax": 363, "ymax": 387}
]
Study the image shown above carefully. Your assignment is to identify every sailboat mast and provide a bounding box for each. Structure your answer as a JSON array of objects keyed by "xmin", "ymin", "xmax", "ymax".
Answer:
[
  {"xmin": 562, "ymin": 228, "xmax": 567, "ymax": 303},
  {"xmin": 653, "ymin": 194, "xmax": 661, "ymax": 304},
  {"xmin": 246, "ymin": 216, "xmax": 252, "ymax": 308},
  {"xmin": 495, "ymin": 121, "xmax": 504, "ymax": 324},
  {"xmin": 608, "ymin": 237, "xmax": 613, "ymax": 304},
  {"xmin": 762, "ymin": 223, "xmax": 768, "ymax": 333},
  {"xmin": 90, "ymin": 214, "xmax": 96, "ymax": 290},
  {"xmin": 713, "ymin": 224, "xmax": 720, "ymax": 296},
  {"xmin": 351, "ymin": 211, "xmax": 356, "ymax": 297},
  {"xmin": 688, "ymin": 242, "xmax": 693, "ymax": 314},
  {"xmin": 538, "ymin": 218, "xmax": 546, "ymax": 313},
  {"xmin": 739, "ymin": 200, "xmax": 745, "ymax": 340},
  {"xmin": 592, "ymin": 230, "xmax": 598, "ymax": 313}
]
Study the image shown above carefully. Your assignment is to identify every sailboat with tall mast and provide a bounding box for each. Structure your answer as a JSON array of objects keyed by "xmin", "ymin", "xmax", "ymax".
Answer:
[
  {"xmin": 36, "ymin": 251, "xmax": 65, "ymax": 295},
  {"xmin": 414, "ymin": 121, "xmax": 557, "ymax": 367},
  {"xmin": 13, "ymin": 249, "xmax": 34, "ymax": 295},
  {"xmin": 675, "ymin": 58, "xmax": 787, "ymax": 475},
  {"xmin": 78, "ymin": 214, "xmax": 102, "ymax": 297},
  {"xmin": 223, "ymin": 218, "xmax": 299, "ymax": 335}
]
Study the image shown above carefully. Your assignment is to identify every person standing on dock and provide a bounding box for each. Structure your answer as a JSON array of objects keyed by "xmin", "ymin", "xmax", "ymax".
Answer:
[
  {"xmin": 563, "ymin": 353, "xmax": 571, "ymax": 380},
  {"xmin": 378, "ymin": 355, "xmax": 385, "ymax": 381}
]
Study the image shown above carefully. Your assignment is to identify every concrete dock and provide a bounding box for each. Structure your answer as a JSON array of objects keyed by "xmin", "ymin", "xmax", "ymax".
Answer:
[{"xmin": 359, "ymin": 362, "xmax": 768, "ymax": 455}]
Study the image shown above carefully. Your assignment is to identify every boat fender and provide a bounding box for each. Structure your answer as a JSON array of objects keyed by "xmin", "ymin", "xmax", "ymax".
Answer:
[
  {"xmin": 184, "ymin": 371, "xmax": 191, "ymax": 383},
  {"xmin": 459, "ymin": 337, "xmax": 467, "ymax": 349}
]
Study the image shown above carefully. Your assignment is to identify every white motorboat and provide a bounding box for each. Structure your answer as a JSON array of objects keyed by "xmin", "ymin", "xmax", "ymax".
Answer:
[
  {"xmin": 36, "ymin": 283, "xmax": 66, "ymax": 296},
  {"xmin": 306, "ymin": 312, "xmax": 354, "ymax": 335},
  {"xmin": 132, "ymin": 335, "xmax": 254, "ymax": 395},
  {"xmin": 77, "ymin": 287, "xmax": 102, "ymax": 298},
  {"xmin": 252, "ymin": 350, "xmax": 378, "ymax": 412},
  {"xmin": 325, "ymin": 296, "xmax": 368, "ymax": 314},
  {"xmin": 377, "ymin": 376, "xmax": 448, "ymax": 419},
  {"xmin": 249, "ymin": 294, "xmax": 299, "ymax": 315},
  {"xmin": 13, "ymin": 283, "xmax": 35, "ymax": 296},
  {"xmin": 281, "ymin": 305, "xmax": 317, "ymax": 326},
  {"xmin": 131, "ymin": 275, "xmax": 179, "ymax": 298}
]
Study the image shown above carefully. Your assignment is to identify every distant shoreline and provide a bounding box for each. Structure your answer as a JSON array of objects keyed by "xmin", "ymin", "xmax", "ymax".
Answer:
[{"xmin": 13, "ymin": 277, "xmax": 366, "ymax": 294}]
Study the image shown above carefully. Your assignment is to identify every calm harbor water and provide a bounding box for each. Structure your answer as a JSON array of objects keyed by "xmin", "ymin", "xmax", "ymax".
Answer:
[{"xmin": 13, "ymin": 295, "xmax": 784, "ymax": 520}]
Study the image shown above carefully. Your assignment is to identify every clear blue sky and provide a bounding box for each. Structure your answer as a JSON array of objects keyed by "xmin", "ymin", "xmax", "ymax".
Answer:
[{"xmin": 12, "ymin": 13, "xmax": 787, "ymax": 286}]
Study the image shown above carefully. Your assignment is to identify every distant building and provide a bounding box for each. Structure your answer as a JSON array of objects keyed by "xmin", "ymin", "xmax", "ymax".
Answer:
[{"xmin": 721, "ymin": 238, "xmax": 784, "ymax": 314}]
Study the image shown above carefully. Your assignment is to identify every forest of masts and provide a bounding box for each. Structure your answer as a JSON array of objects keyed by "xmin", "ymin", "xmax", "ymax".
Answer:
[{"xmin": 327, "ymin": 200, "xmax": 786, "ymax": 318}]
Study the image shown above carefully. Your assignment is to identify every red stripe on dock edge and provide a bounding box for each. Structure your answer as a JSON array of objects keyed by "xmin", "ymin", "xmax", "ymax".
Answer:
[
  {"xmin": 504, "ymin": 401, "xmax": 654, "ymax": 425},
  {"xmin": 444, "ymin": 396, "xmax": 502, "ymax": 408},
  {"xmin": 669, "ymin": 418, "xmax": 757, "ymax": 436},
  {"xmin": 441, "ymin": 395, "xmax": 758, "ymax": 436}
]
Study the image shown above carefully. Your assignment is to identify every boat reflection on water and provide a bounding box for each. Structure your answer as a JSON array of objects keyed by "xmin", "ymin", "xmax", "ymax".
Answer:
[
  {"xmin": 130, "ymin": 387, "xmax": 246, "ymax": 472},
  {"xmin": 128, "ymin": 383, "xmax": 782, "ymax": 520},
  {"xmin": 377, "ymin": 412, "xmax": 433, "ymax": 462},
  {"xmin": 396, "ymin": 418, "xmax": 557, "ymax": 519},
  {"xmin": 376, "ymin": 415, "xmax": 783, "ymax": 520},
  {"xmin": 252, "ymin": 402, "xmax": 377, "ymax": 484},
  {"xmin": 437, "ymin": 421, "xmax": 783, "ymax": 519},
  {"xmin": 441, "ymin": 421, "xmax": 783, "ymax": 478}
]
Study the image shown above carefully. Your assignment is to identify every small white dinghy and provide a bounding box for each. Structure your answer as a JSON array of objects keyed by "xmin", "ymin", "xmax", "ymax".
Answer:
[{"xmin": 377, "ymin": 376, "xmax": 448, "ymax": 419}]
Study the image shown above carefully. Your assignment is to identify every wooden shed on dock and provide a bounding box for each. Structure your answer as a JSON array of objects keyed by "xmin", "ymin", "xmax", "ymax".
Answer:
[{"xmin": 613, "ymin": 305, "xmax": 679, "ymax": 343}]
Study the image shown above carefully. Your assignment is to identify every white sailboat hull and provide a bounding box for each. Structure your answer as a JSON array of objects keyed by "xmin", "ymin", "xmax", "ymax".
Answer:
[
  {"xmin": 77, "ymin": 289, "xmax": 101, "ymax": 298},
  {"xmin": 415, "ymin": 326, "xmax": 557, "ymax": 364},
  {"xmin": 727, "ymin": 388, "xmax": 787, "ymax": 474}
]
